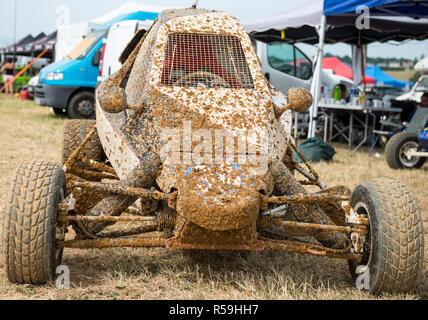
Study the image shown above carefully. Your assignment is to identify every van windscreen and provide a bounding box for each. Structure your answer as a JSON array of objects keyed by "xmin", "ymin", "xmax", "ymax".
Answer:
[{"xmin": 64, "ymin": 31, "xmax": 105, "ymax": 60}]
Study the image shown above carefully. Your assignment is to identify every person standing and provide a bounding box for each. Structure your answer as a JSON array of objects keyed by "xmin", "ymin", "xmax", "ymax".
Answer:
[{"xmin": 1, "ymin": 58, "xmax": 15, "ymax": 95}]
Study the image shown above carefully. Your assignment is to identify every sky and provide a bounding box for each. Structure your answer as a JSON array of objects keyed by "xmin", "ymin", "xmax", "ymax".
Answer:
[{"xmin": 0, "ymin": 0, "xmax": 427, "ymax": 60}]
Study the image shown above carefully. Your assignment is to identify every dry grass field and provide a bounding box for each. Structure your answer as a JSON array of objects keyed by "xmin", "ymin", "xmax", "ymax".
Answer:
[
  {"xmin": 384, "ymin": 70, "xmax": 416, "ymax": 82},
  {"xmin": 0, "ymin": 95, "xmax": 426, "ymax": 300}
]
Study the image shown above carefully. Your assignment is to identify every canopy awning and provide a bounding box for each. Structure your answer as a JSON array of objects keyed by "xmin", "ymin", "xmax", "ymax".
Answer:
[
  {"xmin": 16, "ymin": 32, "xmax": 46, "ymax": 54},
  {"xmin": 244, "ymin": 0, "xmax": 428, "ymax": 45},
  {"xmin": 323, "ymin": 57, "xmax": 375, "ymax": 85},
  {"xmin": 324, "ymin": 0, "xmax": 428, "ymax": 17},
  {"xmin": 243, "ymin": 0, "xmax": 428, "ymax": 138},
  {"xmin": 365, "ymin": 65, "xmax": 410, "ymax": 88},
  {"xmin": 0, "ymin": 34, "xmax": 33, "ymax": 54}
]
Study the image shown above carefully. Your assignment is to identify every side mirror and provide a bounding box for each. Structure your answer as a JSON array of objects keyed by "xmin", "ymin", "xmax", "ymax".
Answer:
[
  {"xmin": 274, "ymin": 88, "xmax": 313, "ymax": 119},
  {"xmin": 97, "ymin": 86, "xmax": 128, "ymax": 113},
  {"xmin": 287, "ymin": 88, "xmax": 313, "ymax": 112},
  {"xmin": 92, "ymin": 50, "xmax": 101, "ymax": 67}
]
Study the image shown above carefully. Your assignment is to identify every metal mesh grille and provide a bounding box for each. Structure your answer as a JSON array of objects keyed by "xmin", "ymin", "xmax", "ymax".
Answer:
[{"xmin": 162, "ymin": 33, "xmax": 254, "ymax": 89}]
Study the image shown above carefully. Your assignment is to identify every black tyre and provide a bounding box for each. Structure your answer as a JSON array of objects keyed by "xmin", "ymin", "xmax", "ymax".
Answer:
[
  {"xmin": 62, "ymin": 119, "xmax": 104, "ymax": 166},
  {"xmin": 62, "ymin": 120, "xmax": 106, "ymax": 234},
  {"xmin": 67, "ymin": 91, "xmax": 95, "ymax": 119},
  {"xmin": 348, "ymin": 178, "xmax": 424, "ymax": 295},
  {"xmin": 385, "ymin": 132, "xmax": 425, "ymax": 169},
  {"xmin": 3, "ymin": 162, "xmax": 66, "ymax": 284}
]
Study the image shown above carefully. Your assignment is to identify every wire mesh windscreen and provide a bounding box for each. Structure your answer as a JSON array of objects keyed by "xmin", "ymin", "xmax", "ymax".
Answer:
[{"xmin": 161, "ymin": 33, "xmax": 254, "ymax": 89}]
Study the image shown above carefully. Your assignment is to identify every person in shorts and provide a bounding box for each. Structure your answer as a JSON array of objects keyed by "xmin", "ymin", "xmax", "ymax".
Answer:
[{"xmin": 1, "ymin": 58, "xmax": 15, "ymax": 95}]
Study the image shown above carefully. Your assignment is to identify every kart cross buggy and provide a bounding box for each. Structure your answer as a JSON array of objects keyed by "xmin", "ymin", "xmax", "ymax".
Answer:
[
  {"xmin": 385, "ymin": 124, "xmax": 428, "ymax": 169},
  {"xmin": 3, "ymin": 8, "xmax": 424, "ymax": 295}
]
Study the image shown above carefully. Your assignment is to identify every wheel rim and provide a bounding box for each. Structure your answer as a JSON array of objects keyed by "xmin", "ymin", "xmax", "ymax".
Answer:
[
  {"xmin": 77, "ymin": 99, "xmax": 94, "ymax": 117},
  {"xmin": 399, "ymin": 141, "xmax": 420, "ymax": 167},
  {"xmin": 352, "ymin": 202, "xmax": 372, "ymax": 268},
  {"xmin": 55, "ymin": 188, "xmax": 65, "ymax": 265}
]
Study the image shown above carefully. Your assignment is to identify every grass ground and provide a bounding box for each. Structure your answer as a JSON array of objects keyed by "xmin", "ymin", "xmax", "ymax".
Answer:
[
  {"xmin": 0, "ymin": 95, "xmax": 426, "ymax": 300},
  {"xmin": 384, "ymin": 70, "xmax": 416, "ymax": 82}
]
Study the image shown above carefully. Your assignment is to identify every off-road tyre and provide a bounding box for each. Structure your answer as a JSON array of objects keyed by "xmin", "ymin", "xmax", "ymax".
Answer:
[
  {"xmin": 348, "ymin": 178, "xmax": 424, "ymax": 294},
  {"xmin": 3, "ymin": 162, "xmax": 66, "ymax": 284},
  {"xmin": 62, "ymin": 119, "xmax": 104, "ymax": 166},
  {"xmin": 62, "ymin": 120, "xmax": 107, "ymax": 235},
  {"xmin": 385, "ymin": 132, "xmax": 425, "ymax": 169},
  {"xmin": 67, "ymin": 91, "xmax": 96, "ymax": 119}
]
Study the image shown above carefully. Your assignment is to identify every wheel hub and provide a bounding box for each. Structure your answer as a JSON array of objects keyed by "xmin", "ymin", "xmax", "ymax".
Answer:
[
  {"xmin": 399, "ymin": 141, "xmax": 421, "ymax": 166},
  {"xmin": 77, "ymin": 99, "xmax": 94, "ymax": 117}
]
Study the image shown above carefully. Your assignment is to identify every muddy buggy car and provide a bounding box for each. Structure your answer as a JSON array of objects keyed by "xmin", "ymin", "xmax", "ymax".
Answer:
[
  {"xmin": 3, "ymin": 8, "xmax": 424, "ymax": 295},
  {"xmin": 385, "ymin": 125, "xmax": 428, "ymax": 170}
]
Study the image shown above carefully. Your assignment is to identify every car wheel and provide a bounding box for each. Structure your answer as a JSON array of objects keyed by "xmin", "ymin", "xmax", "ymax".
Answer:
[
  {"xmin": 3, "ymin": 162, "xmax": 66, "ymax": 284},
  {"xmin": 67, "ymin": 91, "xmax": 95, "ymax": 119},
  {"xmin": 348, "ymin": 179, "xmax": 424, "ymax": 294},
  {"xmin": 385, "ymin": 132, "xmax": 425, "ymax": 169}
]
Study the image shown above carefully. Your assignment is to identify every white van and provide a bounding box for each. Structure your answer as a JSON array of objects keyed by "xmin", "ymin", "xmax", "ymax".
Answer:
[
  {"xmin": 97, "ymin": 19, "xmax": 154, "ymax": 84},
  {"xmin": 253, "ymin": 41, "xmax": 350, "ymax": 94},
  {"xmin": 253, "ymin": 40, "xmax": 352, "ymax": 137}
]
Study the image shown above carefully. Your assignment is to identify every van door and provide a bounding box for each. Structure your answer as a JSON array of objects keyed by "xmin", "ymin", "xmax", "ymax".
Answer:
[
  {"xmin": 258, "ymin": 41, "xmax": 312, "ymax": 94},
  {"xmin": 103, "ymin": 21, "xmax": 139, "ymax": 78}
]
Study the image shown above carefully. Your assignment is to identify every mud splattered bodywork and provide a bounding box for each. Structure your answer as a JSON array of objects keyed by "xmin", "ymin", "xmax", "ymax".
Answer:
[
  {"xmin": 4, "ymin": 8, "xmax": 424, "ymax": 294},
  {"xmin": 63, "ymin": 9, "xmax": 363, "ymax": 257}
]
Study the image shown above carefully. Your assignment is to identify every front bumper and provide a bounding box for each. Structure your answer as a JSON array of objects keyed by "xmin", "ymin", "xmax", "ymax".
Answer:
[{"xmin": 34, "ymin": 84, "xmax": 78, "ymax": 109}]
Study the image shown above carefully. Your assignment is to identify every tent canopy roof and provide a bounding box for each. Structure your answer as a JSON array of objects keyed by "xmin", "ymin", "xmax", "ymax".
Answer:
[
  {"xmin": 244, "ymin": 0, "xmax": 428, "ymax": 45},
  {"xmin": 90, "ymin": 1, "xmax": 173, "ymax": 25},
  {"xmin": 324, "ymin": 0, "xmax": 428, "ymax": 17},
  {"xmin": 322, "ymin": 56, "xmax": 375, "ymax": 84},
  {"xmin": 365, "ymin": 65, "xmax": 409, "ymax": 88}
]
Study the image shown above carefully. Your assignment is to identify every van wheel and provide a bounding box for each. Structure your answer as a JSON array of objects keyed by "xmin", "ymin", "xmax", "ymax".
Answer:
[
  {"xmin": 3, "ymin": 162, "xmax": 66, "ymax": 284},
  {"xmin": 385, "ymin": 132, "xmax": 425, "ymax": 169},
  {"xmin": 348, "ymin": 179, "xmax": 424, "ymax": 295},
  {"xmin": 67, "ymin": 91, "xmax": 95, "ymax": 119}
]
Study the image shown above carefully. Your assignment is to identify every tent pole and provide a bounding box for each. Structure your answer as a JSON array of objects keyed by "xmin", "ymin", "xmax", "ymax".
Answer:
[
  {"xmin": 308, "ymin": 14, "xmax": 326, "ymax": 138},
  {"xmin": 361, "ymin": 46, "xmax": 367, "ymax": 92}
]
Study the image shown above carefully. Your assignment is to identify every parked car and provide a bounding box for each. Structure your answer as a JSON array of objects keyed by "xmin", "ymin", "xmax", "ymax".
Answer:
[
  {"xmin": 34, "ymin": 29, "xmax": 106, "ymax": 118},
  {"xmin": 253, "ymin": 41, "xmax": 349, "ymax": 94},
  {"xmin": 35, "ymin": 12, "xmax": 158, "ymax": 119},
  {"xmin": 253, "ymin": 41, "xmax": 352, "ymax": 138},
  {"xmin": 26, "ymin": 75, "xmax": 39, "ymax": 99}
]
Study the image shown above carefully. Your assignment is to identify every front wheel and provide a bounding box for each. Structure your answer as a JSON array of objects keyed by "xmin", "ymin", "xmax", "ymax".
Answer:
[
  {"xmin": 348, "ymin": 178, "xmax": 424, "ymax": 295},
  {"xmin": 67, "ymin": 91, "xmax": 95, "ymax": 119},
  {"xmin": 3, "ymin": 162, "xmax": 67, "ymax": 284},
  {"xmin": 385, "ymin": 132, "xmax": 425, "ymax": 169}
]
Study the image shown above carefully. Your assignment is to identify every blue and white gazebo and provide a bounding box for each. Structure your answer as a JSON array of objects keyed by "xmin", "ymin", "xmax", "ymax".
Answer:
[{"xmin": 244, "ymin": 0, "xmax": 428, "ymax": 137}]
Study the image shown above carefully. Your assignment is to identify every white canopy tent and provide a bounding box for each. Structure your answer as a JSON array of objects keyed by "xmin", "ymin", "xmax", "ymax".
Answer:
[{"xmin": 415, "ymin": 57, "xmax": 428, "ymax": 73}]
